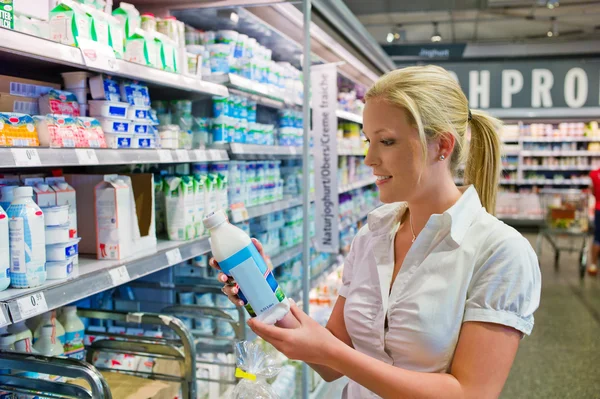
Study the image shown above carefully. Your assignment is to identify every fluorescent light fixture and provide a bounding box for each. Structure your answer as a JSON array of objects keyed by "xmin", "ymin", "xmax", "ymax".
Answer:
[
  {"xmin": 386, "ymin": 33, "xmax": 394, "ymax": 43},
  {"xmin": 431, "ymin": 22, "xmax": 442, "ymax": 42},
  {"xmin": 547, "ymin": 0, "xmax": 559, "ymax": 9}
]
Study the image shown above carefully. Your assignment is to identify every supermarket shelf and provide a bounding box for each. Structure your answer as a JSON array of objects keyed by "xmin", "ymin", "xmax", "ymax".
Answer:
[
  {"xmin": 0, "ymin": 148, "xmax": 229, "ymax": 169},
  {"xmin": 338, "ymin": 177, "xmax": 377, "ymax": 194},
  {"xmin": 205, "ymin": 74, "xmax": 293, "ymax": 105},
  {"xmin": 0, "ymin": 237, "xmax": 211, "ymax": 324},
  {"xmin": 519, "ymin": 178, "xmax": 591, "ymax": 185},
  {"xmin": 230, "ymin": 197, "xmax": 303, "ymax": 223},
  {"xmin": 500, "ymin": 179, "xmax": 519, "ymax": 185},
  {"xmin": 503, "ymin": 150, "xmax": 521, "ymax": 156},
  {"xmin": 271, "ymin": 244, "xmax": 303, "ymax": 269},
  {"xmin": 290, "ymin": 259, "xmax": 340, "ymax": 302},
  {"xmin": 500, "ymin": 217, "xmax": 545, "ymax": 228},
  {"xmin": 521, "ymin": 150, "xmax": 600, "ymax": 157},
  {"xmin": 336, "ymin": 110, "xmax": 363, "ymax": 124},
  {"xmin": 522, "ymin": 165, "xmax": 593, "ymax": 171},
  {"xmin": 212, "ymin": 143, "xmax": 301, "ymax": 159},
  {"xmin": 521, "ymin": 137, "xmax": 600, "ymax": 143},
  {"xmin": 501, "ymin": 137, "xmax": 520, "ymax": 143},
  {"xmin": 488, "ymin": 107, "xmax": 600, "ymax": 120},
  {"xmin": 0, "ymin": 29, "xmax": 228, "ymax": 98},
  {"xmin": 338, "ymin": 148, "xmax": 366, "ymax": 156},
  {"xmin": 340, "ymin": 205, "xmax": 378, "ymax": 230}
]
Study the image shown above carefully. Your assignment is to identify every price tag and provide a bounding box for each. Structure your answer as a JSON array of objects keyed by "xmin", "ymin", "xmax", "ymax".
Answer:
[
  {"xmin": 0, "ymin": 308, "xmax": 7, "ymax": 327},
  {"xmin": 194, "ymin": 150, "xmax": 207, "ymax": 162},
  {"xmin": 78, "ymin": 38, "xmax": 119, "ymax": 72},
  {"xmin": 16, "ymin": 292, "xmax": 48, "ymax": 319},
  {"xmin": 75, "ymin": 149, "xmax": 99, "ymax": 165},
  {"xmin": 166, "ymin": 248, "xmax": 183, "ymax": 265},
  {"xmin": 58, "ymin": 46, "xmax": 83, "ymax": 64},
  {"xmin": 175, "ymin": 149, "xmax": 190, "ymax": 163},
  {"xmin": 109, "ymin": 265, "xmax": 130, "ymax": 286},
  {"xmin": 12, "ymin": 148, "xmax": 41, "ymax": 167},
  {"xmin": 209, "ymin": 149, "xmax": 221, "ymax": 161},
  {"xmin": 157, "ymin": 150, "xmax": 173, "ymax": 163}
]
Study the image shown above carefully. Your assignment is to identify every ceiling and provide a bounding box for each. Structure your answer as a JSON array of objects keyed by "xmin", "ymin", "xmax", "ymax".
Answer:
[{"xmin": 343, "ymin": 0, "xmax": 600, "ymax": 45}]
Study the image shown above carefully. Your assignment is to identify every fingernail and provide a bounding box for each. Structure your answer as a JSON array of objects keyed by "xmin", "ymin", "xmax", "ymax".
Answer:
[
  {"xmin": 221, "ymin": 275, "xmax": 227, "ymax": 282},
  {"xmin": 238, "ymin": 300, "xmax": 245, "ymax": 306},
  {"xmin": 232, "ymin": 287, "xmax": 238, "ymax": 294}
]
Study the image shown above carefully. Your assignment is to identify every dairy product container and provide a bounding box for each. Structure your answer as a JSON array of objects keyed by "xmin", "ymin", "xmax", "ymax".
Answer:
[
  {"xmin": 84, "ymin": 325, "xmax": 106, "ymax": 346},
  {"xmin": 96, "ymin": 117, "xmax": 131, "ymax": 134},
  {"xmin": 132, "ymin": 135, "xmax": 155, "ymax": 149},
  {"xmin": 88, "ymin": 100, "xmax": 129, "ymax": 119},
  {"xmin": 33, "ymin": 324, "xmax": 64, "ymax": 356},
  {"xmin": 14, "ymin": 338, "xmax": 40, "ymax": 380},
  {"xmin": 193, "ymin": 174, "xmax": 206, "ymax": 238},
  {"xmin": 141, "ymin": 12, "xmax": 156, "ymax": 32},
  {"xmin": 119, "ymin": 82, "xmax": 150, "ymax": 107},
  {"xmin": 95, "ymin": 176, "xmax": 133, "ymax": 260},
  {"xmin": 0, "ymin": 112, "xmax": 40, "ymax": 147},
  {"xmin": 104, "ymin": 132, "xmax": 133, "ymax": 148},
  {"xmin": 38, "ymin": 90, "xmax": 81, "ymax": 117},
  {"xmin": 49, "ymin": 1, "xmax": 92, "ymax": 47},
  {"xmin": 89, "ymin": 75, "xmax": 121, "ymax": 102},
  {"xmin": 203, "ymin": 210, "xmax": 292, "ymax": 324},
  {"xmin": 131, "ymin": 121, "xmax": 152, "ymax": 135},
  {"xmin": 61, "ymin": 72, "xmax": 92, "ymax": 90},
  {"xmin": 45, "ymin": 224, "xmax": 70, "ymax": 245},
  {"xmin": 76, "ymin": 117, "xmax": 107, "ymax": 148},
  {"xmin": 112, "ymin": 2, "xmax": 140, "ymax": 39},
  {"xmin": 0, "ymin": 187, "xmax": 16, "ymax": 211},
  {"xmin": 34, "ymin": 311, "xmax": 65, "ymax": 345},
  {"xmin": 164, "ymin": 176, "xmax": 195, "ymax": 241},
  {"xmin": 124, "ymin": 30, "xmax": 150, "ymax": 66},
  {"xmin": 46, "ymin": 178, "xmax": 77, "ymax": 240},
  {"xmin": 0, "ymin": 333, "xmax": 16, "ymax": 350},
  {"xmin": 69, "ymin": 87, "xmax": 89, "ymax": 104},
  {"xmin": 107, "ymin": 15, "xmax": 124, "ymax": 59},
  {"xmin": 34, "ymin": 114, "xmax": 80, "ymax": 148},
  {"xmin": 46, "ymin": 238, "xmax": 80, "ymax": 261},
  {"xmin": 84, "ymin": 5, "xmax": 110, "ymax": 47},
  {"xmin": 177, "ymin": 292, "xmax": 194, "ymax": 330},
  {"xmin": 7, "ymin": 186, "xmax": 46, "ymax": 289},
  {"xmin": 8, "ymin": 321, "xmax": 32, "ymax": 346},
  {"xmin": 0, "ymin": 206, "xmax": 9, "ymax": 292},
  {"xmin": 47, "ymin": 257, "xmax": 75, "ymax": 279},
  {"xmin": 127, "ymin": 105, "xmax": 151, "ymax": 121},
  {"xmin": 79, "ymin": 102, "xmax": 88, "ymax": 117},
  {"xmin": 41, "ymin": 205, "xmax": 69, "ymax": 227},
  {"xmin": 58, "ymin": 306, "xmax": 85, "ymax": 360}
]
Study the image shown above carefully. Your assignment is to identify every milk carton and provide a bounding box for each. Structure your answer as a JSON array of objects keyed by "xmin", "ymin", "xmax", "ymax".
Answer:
[
  {"xmin": 46, "ymin": 177, "xmax": 77, "ymax": 239},
  {"xmin": 107, "ymin": 15, "xmax": 124, "ymax": 59},
  {"xmin": 81, "ymin": 4, "xmax": 109, "ymax": 47},
  {"xmin": 112, "ymin": 2, "xmax": 140, "ymax": 39},
  {"xmin": 0, "ymin": 0, "xmax": 13, "ymax": 30},
  {"xmin": 164, "ymin": 176, "xmax": 195, "ymax": 241},
  {"xmin": 23, "ymin": 178, "xmax": 56, "ymax": 208},
  {"xmin": 0, "ymin": 205, "xmax": 10, "ymax": 292},
  {"xmin": 193, "ymin": 174, "xmax": 206, "ymax": 238},
  {"xmin": 49, "ymin": 1, "xmax": 92, "ymax": 47},
  {"xmin": 95, "ymin": 175, "xmax": 133, "ymax": 260},
  {"xmin": 124, "ymin": 29, "xmax": 149, "ymax": 66}
]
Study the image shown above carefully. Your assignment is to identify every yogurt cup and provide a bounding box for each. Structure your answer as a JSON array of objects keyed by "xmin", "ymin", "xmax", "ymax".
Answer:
[
  {"xmin": 104, "ymin": 132, "xmax": 134, "ymax": 149},
  {"xmin": 89, "ymin": 75, "xmax": 121, "ymax": 102},
  {"xmin": 132, "ymin": 135, "xmax": 156, "ymax": 149},
  {"xmin": 96, "ymin": 117, "xmax": 131, "ymax": 134},
  {"xmin": 41, "ymin": 205, "xmax": 69, "ymax": 227},
  {"xmin": 159, "ymin": 137, "xmax": 178, "ymax": 149},
  {"xmin": 69, "ymin": 88, "xmax": 89, "ymax": 104},
  {"xmin": 61, "ymin": 72, "xmax": 92, "ymax": 90},
  {"xmin": 127, "ymin": 105, "xmax": 151, "ymax": 121},
  {"xmin": 131, "ymin": 121, "xmax": 152, "ymax": 134},
  {"xmin": 45, "ymin": 224, "xmax": 71, "ymax": 245},
  {"xmin": 46, "ymin": 257, "xmax": 75, "ymax": 280},
  {"xmin": 88, "ymin": 100, "xmax": 129, "ymax": 119},
  {"xmin": 46, "ymin": 238, "xmax": 80, "ymax": 261}
]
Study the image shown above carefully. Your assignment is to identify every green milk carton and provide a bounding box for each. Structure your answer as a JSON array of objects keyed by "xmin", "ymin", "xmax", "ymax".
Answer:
[
  {"xmin": 164, "ymin": 176, "xmax": 195, "ymax": 241},
  {"xmin": 124, "ymin": 29, "xmax": 149, "ymax": 65},
  {"xmin": 112, "ymin": 2, "xmax": 140, "ymax": 39},
  {"xmin": 0, "ymin": 0, "xmax": 14, "ymax": 30},
  {"xmin": 49, "ymin": 1, "xmax": 92, "ymax": 47}
]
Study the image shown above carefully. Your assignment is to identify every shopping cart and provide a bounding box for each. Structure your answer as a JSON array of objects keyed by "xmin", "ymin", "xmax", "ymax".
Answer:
[{"xmin": 536, "ymin": 189, "xmax": 590, "ymax": 279}]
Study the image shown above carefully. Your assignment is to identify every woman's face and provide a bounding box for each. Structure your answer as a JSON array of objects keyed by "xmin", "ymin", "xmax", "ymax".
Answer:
[{"xmin": 363, "ymin": 99, "xmax": 442, "ymax": 204}]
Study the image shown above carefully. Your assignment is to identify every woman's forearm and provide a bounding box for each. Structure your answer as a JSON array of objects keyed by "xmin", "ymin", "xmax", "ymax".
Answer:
[
  {"xmin": 307, "ymin": 362, "xmax": 344, "ymax": 382},
  {"xmin": 325, "ymin": 339, "xmax": 464, "ymax": 399}
]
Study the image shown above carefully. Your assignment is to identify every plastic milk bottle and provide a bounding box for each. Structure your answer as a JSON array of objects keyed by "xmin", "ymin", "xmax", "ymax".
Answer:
[
  {"xmin": 203, "ymin": 210, "xmax": 298, "ymax": 327},
  {"xmin": 0, "ymin": 205, "xmax": 10, "ymax": 291},
  {"xmin": 7, "ymin": 187, "xmax": 46, "ymax": 288},
  {"xmin": 58, "ymin": 306, "xmax": 85, "ymax": 360}
]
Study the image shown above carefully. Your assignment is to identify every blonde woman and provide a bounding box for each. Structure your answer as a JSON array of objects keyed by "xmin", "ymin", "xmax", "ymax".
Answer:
[{"xmin": 212, "ymin": 65, "xmax": 542, "ymax": 398}]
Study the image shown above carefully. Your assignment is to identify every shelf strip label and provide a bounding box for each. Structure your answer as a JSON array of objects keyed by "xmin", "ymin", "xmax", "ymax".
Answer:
[
  {"xmin": 166, "ymin": 248, "xmax": 183, "ymax": 265},
  {"xmin": 175, "ymin": 149, "xmax": 190, "ymax": 162},
  {"xmin": 75, "ymin": 149, "xmax": 99, "ymax": 165},
  {"xmin": 16, "ymin": 292, "xmax": 48, "ymax": 319},
  {"xmin": 157, "ymin": 150, "xmax": 173, "ymax": 163},
  {"xmin": 12, "ymin": 148, "xmax": 41, "ymax": 167},
  {"xmin": 109, "ymin": 266, "xmax": 130, "ymax": 287},
  {"xmin": 0, "ymin": 308, "xmax": 7, "ymax": 327}
]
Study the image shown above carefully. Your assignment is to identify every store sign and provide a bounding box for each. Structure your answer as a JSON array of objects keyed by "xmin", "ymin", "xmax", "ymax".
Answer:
[
  {"xmin": 383, "ymin": 44, "xmax": 467, "ymax": 60},
  {"xmin": 430, "ymin": 59, "xmax": 600, "ymax": 109},
  {"xmin": 311, "ymin": 64, "xmax": 339, "ymax": 253}
]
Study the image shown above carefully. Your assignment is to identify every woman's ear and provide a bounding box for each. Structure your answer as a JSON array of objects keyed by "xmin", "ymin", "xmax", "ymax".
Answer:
[{"xmin": 438, "ymin": 133, "xmax": 456, "ymax": 159}]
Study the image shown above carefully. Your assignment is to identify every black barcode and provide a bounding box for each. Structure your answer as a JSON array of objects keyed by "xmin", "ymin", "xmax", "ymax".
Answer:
[
  {"xmin": 13, "ymin": 101, "xmax": 38, "ymax": 115},
  {"xmin": 10, "ymin": 82, "xmax": 52, "ymax": 98}
]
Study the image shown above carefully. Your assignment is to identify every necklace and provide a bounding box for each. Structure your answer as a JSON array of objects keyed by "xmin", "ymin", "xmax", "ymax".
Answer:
[{"xmin": 409, "ymin": 212, "xmax": 416, "ymax": 243}]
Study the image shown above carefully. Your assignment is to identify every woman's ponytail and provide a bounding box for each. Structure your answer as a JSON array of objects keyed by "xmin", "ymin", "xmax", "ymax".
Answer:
[{"xmin": 464, "ymin": 110, "xmax": 502, "ymax": 215}]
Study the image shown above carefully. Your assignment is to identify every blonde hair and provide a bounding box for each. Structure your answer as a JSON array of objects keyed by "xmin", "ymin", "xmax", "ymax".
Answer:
[{"xmin": 364, "ymin": 65, "xmax": 502, "ymax": 214}]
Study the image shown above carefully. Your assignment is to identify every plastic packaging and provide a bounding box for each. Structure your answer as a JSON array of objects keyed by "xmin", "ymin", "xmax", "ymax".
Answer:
[
  {"xmin": 45, "ymin": 224, "xmax": 70, "ymax": 245},
  {"xmin": 33, "ymin": 324, "xmax": 64, "ymax": 356},
  {"xmin": 0, "ymin": 187, "xmax": 16, "ymax": 211},
  {"xmin": 41, "ymin": 205, "xmax": 69, "ymax": 227},
  {"xmin": 0, "ymin": 206, "xmax": 9, "ymax": 292},
  {"xmin": 34, "ymin": 114, "xmax": 80, "ymax": 148},
  {"xmin": 7, "ymin": 186, "xmax": 46, "ymax": 288},
  {"xmin": 76, "ymin": 117, "xmax": 108, "ymax": 148},
  {"xmin": 46, "ymin": 238, "xmax": 80, "ymax": 262},
  {"xmin": 89, "ymin": 75, "xmax": 121, "ymax": 102},
  {"xmin": 58, "ymin": 306, "xmax": 85, "ymax": 360},
  {"xmin": 96, "ymin": 117, "xmax": 131, "ymax": 134},
  {"xmin": 203, "ymin": 210, "xmax": 293, "ymax": 325},
  {"xmin": 34, "ymin": 311, "xmax": 65, "ymax": 345},
  {"xmin": 231, "ymin": 341, "xmax": 282, "ymax": 399},
  {"xmin": 88, "ymin": 100, "xmax": 129, "ymax": 119},
  {"xmin": 47, "ymin": 258, "xmax": 75, "ymax": 279},
  {"xmin": 104, "ymin": 132, "xmax": 134, "ymax": 148},
  {"xmin": 131, "ymin": 121, "xmax": 152, "ymax": 134},
  {"xmin": 0, "ymin": 112, "xmax": 40, "ymax": 147},
  {"xmin": 132, "ymin": 135, "xmax": 155, "ymax": 149},
  {"xmin": 7, "ymin": 321, "xmax": 32, "ymax": 346}
]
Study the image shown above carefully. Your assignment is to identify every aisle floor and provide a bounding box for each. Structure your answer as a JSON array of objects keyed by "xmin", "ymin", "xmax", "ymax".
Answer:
[{"xmin": 317, "ymin": 233, "xmax": 600, "ymax": 399}]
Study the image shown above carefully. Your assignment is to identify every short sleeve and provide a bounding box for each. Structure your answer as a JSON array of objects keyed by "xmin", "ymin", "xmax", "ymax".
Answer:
[
  {"xmin": 338, "ymin": 236, "xmax": 357, "ymax": 298},
  {"xmin": 464, "ymin": 233, "xmax": 542, "ymax": 336}
]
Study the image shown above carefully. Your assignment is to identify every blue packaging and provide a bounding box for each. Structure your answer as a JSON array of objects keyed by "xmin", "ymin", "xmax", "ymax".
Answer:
[
  {"xmin": 213, "ymin": 97, "xmax": 228, "ymax": 118},
  {"xmin": 120, "ymin": 82, "xmax": 151, "ymax": 107}
]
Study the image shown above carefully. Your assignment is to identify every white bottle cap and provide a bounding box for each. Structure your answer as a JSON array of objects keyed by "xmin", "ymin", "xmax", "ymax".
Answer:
[
  {"xmin": 202, "ymin": 210, "xmax": 228, "ymax": 230},
  {"xmin": 0, "ymin": 333, "xmax": 16, "ymax": 346},
  {"xmin": 15, "ymin": 338, "xmax": 32, "ymax": 353},
  {"xmin": 13, "ymin": 186, "xmax": 33, "ymax": 198}
]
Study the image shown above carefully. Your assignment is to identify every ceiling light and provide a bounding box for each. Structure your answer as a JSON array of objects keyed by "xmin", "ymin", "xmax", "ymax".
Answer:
[
  {"xmin": 394, "ymin": 33, "xmax": 400, "ymax": 40},
  {"xmin": 386, "ymin": 33, "xmax": 394, "ymax": 43},
  {"xmin": 547, "ymin": 16, "xmax": 558, "ymax": 37},
  {"xmin": 547, "ymin": 30, "xmax": 553, "ymax": 37},
  {"xmin": 547, "ymin": 0, "xmax": 559, "ymax": 9},
  {"xmin": 431, "ymin": 22, "xmax": 442, "ymax": 42}
]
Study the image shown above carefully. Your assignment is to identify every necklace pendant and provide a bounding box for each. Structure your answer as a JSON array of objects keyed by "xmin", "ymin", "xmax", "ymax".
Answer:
[{"xmin": 411, "ymin": 236, "xmax": 416, "ymax": 243}]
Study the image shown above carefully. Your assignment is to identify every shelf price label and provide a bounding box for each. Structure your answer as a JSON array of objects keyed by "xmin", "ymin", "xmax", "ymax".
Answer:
[
  {"xmin": 194, "ymin": 150, "xmax": 207, "ymax": 162},
  {"xmin": 109, "ymin": 265, "xmax": 130, "ymax": 286},
  {"xmin": 16, "ymin": 292, "xmax": 48, "ymax": 319},
  {"xmin": 0, "ymin": 308, "xmax": 7, "ymax": 327},
  {"xmin": 12, "ymin": 148, "xmax": 41, "ymax": 167},
  {"xmin": 166, "ymin": 248, "xmax": 183, "ymax": 265},
  {"xmin": 157, "ymin": 150, "xmax": 173, "ymax": 163},
  {"xmin": 75, "ymin": 149, "xmax": 99, "ymax": 165},
  {"xmin": 78, "ymin": 38, "xmax": 119, "ymax": 72},
  {"xmin": 208, "ymin": 149, "xmax": 221, "ymax": 160},
  {"xmin": 174, "ymin": 149, "xmax": 190, "ymax": 163}
]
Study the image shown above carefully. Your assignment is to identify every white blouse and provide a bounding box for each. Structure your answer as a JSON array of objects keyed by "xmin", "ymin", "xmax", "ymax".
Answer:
[{"xmin": 339, "ymin": 186, "xmax": 541, "ymax": 399}]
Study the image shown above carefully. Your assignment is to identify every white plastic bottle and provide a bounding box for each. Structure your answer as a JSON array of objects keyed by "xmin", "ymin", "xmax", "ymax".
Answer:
[
  {"xmin": 14, "ymin": 338, "xmax": 42, "ymax": 383},
  {"xmin": 0, "ymin": 186, "xmax": 16, "ymax": 210},
  {"xmin": 0, "ymin": 205, "xmax": 10, "ymax": 291},
  {"xmin": 7, "ymin": 187, "xmax": 46, "ymax": 288},
  {"xmin": 58, "ymin": 306, "xmax": 85, "ymax": 360},
  {"xmin": 203, "ymin": 210, "xmax": 298, "ymax": 327},
  {"xmin": 33, "ymin": 325, "xmax": 64, "ymax": 356},
  {"xmin": 7, "ymin": 321, "xmax": 32, "ymax": 346},
  {"xmin": 34, "ymin": 311, "xmax": 65, "ymax": 345},
  {"xmin": 0, "ymin": 332, "xmax": 17, "ymax": 377}
]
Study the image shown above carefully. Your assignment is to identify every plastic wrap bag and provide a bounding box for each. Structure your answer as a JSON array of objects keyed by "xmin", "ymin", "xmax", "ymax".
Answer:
[{"xmin": 230, "ymin": 341, "xmax": 282, "ymax": 399}]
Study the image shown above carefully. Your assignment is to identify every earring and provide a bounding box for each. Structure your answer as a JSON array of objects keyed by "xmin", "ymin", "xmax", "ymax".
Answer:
[{"xmin": 439, "ymin": 155, "xmax": 446, "ymax": 161}]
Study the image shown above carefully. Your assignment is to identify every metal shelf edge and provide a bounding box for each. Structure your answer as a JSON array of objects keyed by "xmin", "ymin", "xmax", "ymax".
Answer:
[{"xmin": 336, "ymin": 110, "xmax": 363, "ymax": 124}]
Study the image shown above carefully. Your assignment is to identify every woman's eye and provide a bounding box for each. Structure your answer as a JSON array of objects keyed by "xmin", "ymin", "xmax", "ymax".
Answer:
[
  {"xmin": 381, "ymin": 140, "xmax": 394, "ymax": 146},
  {"xmin": 363, "ymin": 138, "xmax": 370, "ymax": 144}
]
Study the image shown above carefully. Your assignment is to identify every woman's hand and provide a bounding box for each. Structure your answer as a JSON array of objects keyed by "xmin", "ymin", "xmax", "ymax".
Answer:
[
  {"xmin": 247, "ymin": 300, "xmax": 339, "ymax": 366},
  {"xmin": 209, "ymin": 238, "xmax": 267, "ymax": 307}
]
